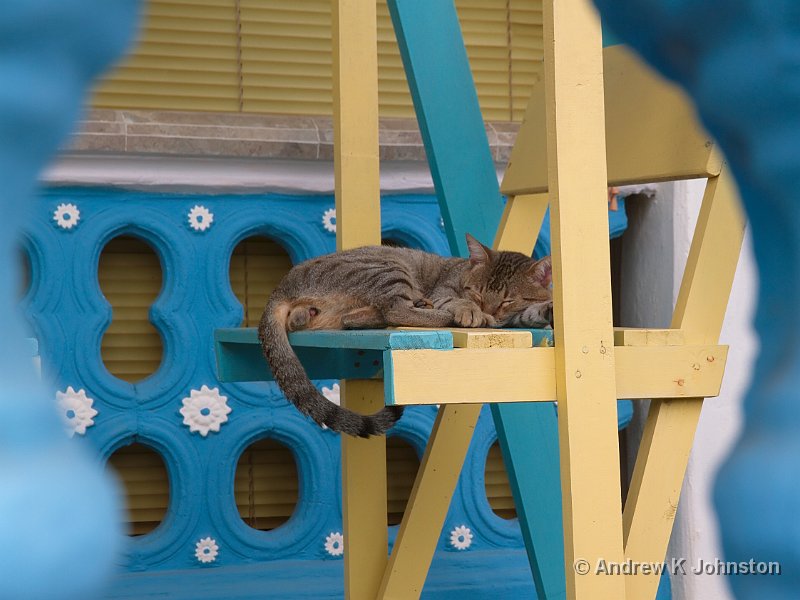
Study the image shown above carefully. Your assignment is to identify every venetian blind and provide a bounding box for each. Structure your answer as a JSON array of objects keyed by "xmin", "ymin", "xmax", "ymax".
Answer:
[
  {"xmin": 486, "ymin": 442, "xmax": 516, "ymax": 519},
  {"xmin": 108, "ymin": 443, "xmax": 169, "ymax": 535},
  {"xmin": 99, "ymin": 236, "xmax": 163, "ymax": 383},
  {"xmin": 93, "ymin": 0, "xmax": 543, "ymax": 121}
]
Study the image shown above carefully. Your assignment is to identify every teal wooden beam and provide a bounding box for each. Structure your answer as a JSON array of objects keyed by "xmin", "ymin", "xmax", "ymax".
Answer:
[
  {"xmin": 387, "ymin": 2, "xmax": 566, "ymax": 597},
  {"xmin": 386, "ymin": 0, "xmax": 501, "ymax": 258},
  {"xmin": 214, "ymin": 328, "xmax": 453, "ymax": 382}
]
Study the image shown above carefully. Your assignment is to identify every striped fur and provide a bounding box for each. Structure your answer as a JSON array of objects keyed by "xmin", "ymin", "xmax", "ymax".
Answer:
[{"xmin": 259, "ymin": 234, "xmax": 552, "ymax": 437}]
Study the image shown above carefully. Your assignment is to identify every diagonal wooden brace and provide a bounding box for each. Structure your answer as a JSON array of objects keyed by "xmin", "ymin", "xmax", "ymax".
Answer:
[{"xmin": 622, "ymin": 169, "xmax": 745, "ymax": 600}]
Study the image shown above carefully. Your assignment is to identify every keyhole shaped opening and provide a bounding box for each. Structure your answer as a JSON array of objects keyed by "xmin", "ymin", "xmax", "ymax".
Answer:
[
  {"xmin": 235, "ymin": 438, "xmax": 299, "ymax": 531},
  {"xmin": 99, "ymin": 235, "xmax": 164, "ymax": 382}
]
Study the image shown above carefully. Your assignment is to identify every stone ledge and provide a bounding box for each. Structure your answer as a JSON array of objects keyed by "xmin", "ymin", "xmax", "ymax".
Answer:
[{"xmin": 68, "ymin": 109, "xmax": 518, "ymax": 163}]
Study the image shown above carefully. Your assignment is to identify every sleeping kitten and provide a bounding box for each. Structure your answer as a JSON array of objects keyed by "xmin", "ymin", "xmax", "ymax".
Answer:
[{"xmin": 259, "ymin": 233, "xmax": 552, "ymax": 437}]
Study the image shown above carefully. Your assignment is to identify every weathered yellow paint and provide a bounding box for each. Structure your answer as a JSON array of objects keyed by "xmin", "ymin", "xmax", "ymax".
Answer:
[
  {"xmin": 492, "ymin": 193, "xmax": 550, "ymax": 255},
  {"xmin": 673, "ymin": 172, "xmax": 746, "ymax": 346},
  {"xmin": 623, "ymin": 169, "xmax": 745, "ymax": 600},
  {"xmin": 541, "ymin": 0, "xmax": 626, "ymax": 597},
  {"xmin": 333, "ymin": 0, "xmax": 381, "ymax": 251},
  {"xmin": 613, "ymin": 328, "xmax": 686, "ymax": 347},
  {"xmin": 449, "ymin": 328, "xmax": 532, "ymax": 349},
  {"xmin": 341, "ymin": 379, "xmax": 388, "ymax": 600},
  {"xmin": 397, "ymin": 327, "xmax": 533, "ymax": 348},
  {"xmin": 502, "ymin": 44, "xmax": 723, "ymax": 196},
  {"xmin": 389, "ymin": 345, "xmax": 727, "ymax": 406},
  {"xmin": 333, "ymin": 2, "xmax": 383, "ymax": 598},
  {"xmin": 378, "ymin": 320, "xmax": 524, "ymax": 598}
]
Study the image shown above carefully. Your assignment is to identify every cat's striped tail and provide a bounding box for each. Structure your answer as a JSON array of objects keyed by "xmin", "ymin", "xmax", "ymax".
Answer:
[{"xmin": 258, "ymin": 300, "xmax": 403, "ymax": 437}]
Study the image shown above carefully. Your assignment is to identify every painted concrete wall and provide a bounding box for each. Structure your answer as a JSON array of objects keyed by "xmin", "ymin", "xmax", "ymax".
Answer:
[{"xmin": 621, "ymin": 179, "xmax": 757, "ymax": 600}]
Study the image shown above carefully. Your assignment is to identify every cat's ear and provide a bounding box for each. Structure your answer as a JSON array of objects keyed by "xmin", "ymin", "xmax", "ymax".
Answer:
[
  {"xmin": 466, "ymin": 233, "xmax": 492, "ymax": 266},
  {"xmin": 529, "ymin": 256, "xmax": 552, "ymax": 287}
]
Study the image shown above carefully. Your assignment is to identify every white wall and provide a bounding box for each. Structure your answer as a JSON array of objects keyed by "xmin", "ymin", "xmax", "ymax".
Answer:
[{"xmin": 621, "ymin": 180, "xmax": 758, "ymax": 600}]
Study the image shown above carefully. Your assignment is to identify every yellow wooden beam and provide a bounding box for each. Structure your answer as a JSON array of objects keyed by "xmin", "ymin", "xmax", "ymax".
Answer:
[
  {"xmin": 378, "ymin": 322, "xmax": 525, "ymax": 598},
  {"xmin": 377, "ymin": 403, "xmax": 481, "ymax": 598},
  {"xmin": 332, "ymin": 1, "xmax": 383, "ymax": 598},
  {"xmin": 492, "ymin": 193, "xmax": 549, "ymax": 255},
  {"xmin": 501, "ymin": 45, "xmax": 723, "ymax": 196},
  {"xmin": 449, "ymin": 329, "xmax": 532, "ymax": 349},
  {"xmin": 542, "ymin": 1, "xmax": 626, "ymax": 596},
  {"xmin": 377, "ymin": 186, "xmax": 547, "ymax": 598},
  {"xmin": 388, "ymin": 344, "xmax": 728, "ymax": 405},
  {"xmin": 397, "ymin": 328, "xmax": 533, "ymax": 349},
  {"xmin": 341, "ymin": 380, "xmax": 389, "ymax": 600},
  {"xmin": 613, "ymin": 328, "xmax": 685, "ymax": 347},
  {"xmin": 623, "ymin": 169, "xmax": 745, "ymax": 600},
  {"xmin": 673, "ymin": 172, "xmax": 746, "ymax": 346},
  {"xmin": 333, "ymin": 0, "xmax": 380, "ymax": 251}
]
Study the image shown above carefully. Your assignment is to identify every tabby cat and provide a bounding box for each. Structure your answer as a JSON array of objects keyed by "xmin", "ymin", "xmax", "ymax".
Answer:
[{"xmin": 259, "ymin": 233, "xmax": 552, "ymax": 437}]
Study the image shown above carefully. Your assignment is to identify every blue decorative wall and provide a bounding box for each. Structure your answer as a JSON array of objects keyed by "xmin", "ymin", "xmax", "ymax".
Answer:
[{"xmin": 22, "ymin": 187, "xmax": 633, "ymax": 596}]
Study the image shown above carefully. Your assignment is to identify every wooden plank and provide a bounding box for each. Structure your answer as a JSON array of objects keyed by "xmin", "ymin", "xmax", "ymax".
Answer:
[
  {"xmin": 216, "ymin": 327, "xmax": 454, "ymax": 350},
  {"xmin": 673, "ymin": 172, "xmax": 746, "ymax": 346},
  {"xmin": 378, "ymin": 321, "xmax": 522, "ymax": 597},
  {"xmin": 332, "ymin": 2, "xmax": 383, "ymax": 598},
  {"xmin": 214, "ymin": 329, "xmax": 453, "ymax": 383},
  {"xmin": 386, "ymin": 2, "xmax": 564, "ymax": 596},
  {"xmin": 623, "ymin": 169, "xmax": 745, "ymax": 600},
  {"xmin": 386, "ymin": 345, "xmax": 727, "ymax": 405},
  {"xmin": 542, "ymin": 1, "xmax": 626, "ymax": 597},
  {"xmin": 449, "ymin": 329, "xmax": 532, "ymax": 349},
  {"xmin": 491, "ymin": 174, "xmax": 564, "ymax": 600},
  {"xmin": 378, "ymin": 403, "xmax": 482, "ymax": 597},
  {"xmin": 493, "ymin": 402, "xmax": 565, "ymax": 598},
  {"xmin": 333, "ymin": 0, "xmax": 380, "ymax": 252},
  {"xmin": 502, "ymin": 44, "xmax": 723, "ymax": 196},
  {"xmin": 215, "ymin": 340, "xmax": 384, "ymax": 383},
  {"xmin": 613, "ymin": 328, "xmax": 685, "ymax": 347},
  {"xmin": 492, "ymin": 193, "xmax": 550, "ymax": 257},
  {"xmin": 341, "ymin": 379, "xmax": 388, "ymax": 600}
]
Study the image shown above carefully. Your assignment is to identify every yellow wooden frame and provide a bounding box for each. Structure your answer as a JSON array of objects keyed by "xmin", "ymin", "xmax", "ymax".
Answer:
[{"xmin": 334, "ymin": 1, "xmax": 744, "ymax": 598}]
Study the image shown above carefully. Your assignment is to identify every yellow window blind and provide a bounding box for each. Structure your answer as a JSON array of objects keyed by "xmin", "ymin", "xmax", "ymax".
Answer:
[
  {"xmin": 99, "ymin": 236, "xmax": 163, "ymax": 383},
  {"xmin": 108, "ymin": 443, "xmax": 170, "ymax": 536},
  {"xmin": 229, "ymin": 236, "xmax": 294, "ymax": 327},
  {"xmin": 236, "ymin": 438, "xmax": 299, "ymax": 530},
  {"xmin": 94, "ymin": 0, "xmax": 241, "ymax": 112},
  {"xmin": 486, "ymin": 442, "xmax": 516, "ymax": 519},
  {"xmin": 93, "ymin": 0, "xmax": 543, "ymax": 121},
  {"xmin": 387, "ymin": 436, "xmax": 419, "ymax": 525}
]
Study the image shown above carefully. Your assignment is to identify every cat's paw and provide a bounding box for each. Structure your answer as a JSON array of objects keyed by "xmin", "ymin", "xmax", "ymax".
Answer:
[
  {"xmin": 413, "ymin": 297, "xmax": 434, "ymax": 309},
  {"xmin": 453, "ymin": 304, "xmax": 485, "ymax": 327},
  {"xmin": 515, "ymin": 301, "xmax": 553, "ymax": 328},
  {"xmin": 481, "ymin": 313, "xmax": 497, "ymax": 328}
]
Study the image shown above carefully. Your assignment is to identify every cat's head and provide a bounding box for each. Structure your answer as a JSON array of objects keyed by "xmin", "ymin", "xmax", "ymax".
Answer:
[{"xmin": 462, "ymin": 233, "xmax": 553, "ymax": 328}]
